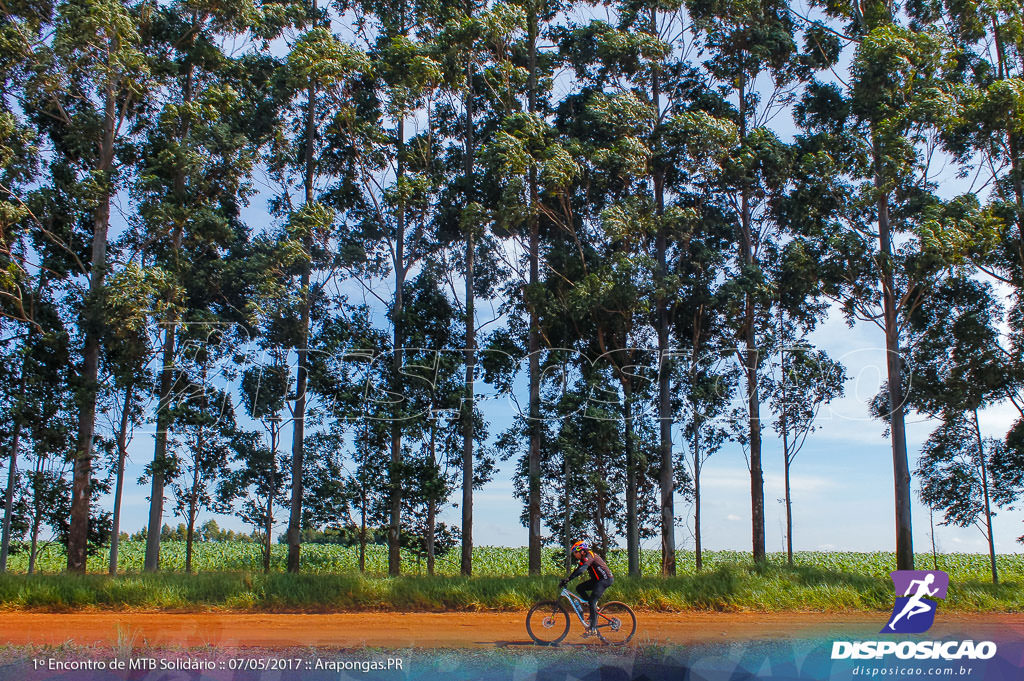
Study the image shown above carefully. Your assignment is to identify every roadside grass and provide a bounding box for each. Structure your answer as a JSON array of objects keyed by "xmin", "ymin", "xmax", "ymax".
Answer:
[{"xmin": 0, "ymin": 560, "xmax": 1020, "ymax": 612}]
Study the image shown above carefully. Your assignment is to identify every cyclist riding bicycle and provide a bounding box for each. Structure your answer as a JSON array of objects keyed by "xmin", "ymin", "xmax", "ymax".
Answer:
[{"xmin": 559, "ymin": 539, "xmax": 613, "ymax": 635}]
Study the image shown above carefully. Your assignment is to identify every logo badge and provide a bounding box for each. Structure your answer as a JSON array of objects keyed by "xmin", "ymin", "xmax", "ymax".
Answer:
[{"xmin": 882, "ymin": 570, "xmax": 948, "ymax": 634}]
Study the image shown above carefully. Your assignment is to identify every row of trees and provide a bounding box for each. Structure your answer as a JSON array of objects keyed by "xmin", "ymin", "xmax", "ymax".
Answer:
[{"xmin": 1, "ymin": 0, "xmax": 1023, "ymax": 579}]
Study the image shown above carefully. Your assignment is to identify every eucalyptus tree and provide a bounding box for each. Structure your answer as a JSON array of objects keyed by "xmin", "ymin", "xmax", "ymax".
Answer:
[
  {"xmin": 0, "ymin": 330, "xmax": 32, "ymax": 572},
  {"xmin": 22, "ymin": 311, "xmax": 81, "ymax": 572},
  {"xmin": 0, "ymin": 348, "xmax": 24, "ymax": 572},
  {"xmin": 222, "ymin": 341, "xmax": 293, "ymax": 573},
  {"xmin": 137, "ymin": 0, "xmax": 262, "ymax": 573},
  {"xmin": 558, "ymin": 0, "xmax": 686, "ymax": 576},
  {"xmin": 605, "ymin": 0, "xmax": 738, "ymax": 578},
  {"xmin": 345, "ymin": 0, "xmax": 442, "ymax": 576},
  {"xmin": 270, "ymin": 5, "xmax": 371, "ymax": 575},
  {"xmin": 671, "ymin": 199, "xmax": 735, "ymax": 570},
  {"xmin": 684, "ymin": 0, "xmax": 839, "ymax": 563},
  {"xmin": 1, "ymin": 1, "xmax": 77, "ymax": 555},
  {"xmin": 219, "ymin": 427, "xmax": 289, "ymax": 574},
  {"xmin": 0, "ymin": 0, "xmax": 43, "ymax": 327},
  {"xmin": 167, "ymin": 338, "xmax": 239, "ymax": 574},
  {"xmin": 542, "ymin": 370, "xmax": 626, "ymax": 559},
  {"xmin": 552, "ymin": 13, "xmax": 669, "ymax": 576},
  {"xmin": 764, "ymin": 334, "xmax": 845, "ymax": 564},
  {"xmin": 303, "ymin": 366, "xmax": 392, "ymax": 574},
  {"xmin": 22, "ymin": 0, "xmax": 154, "ymax": 572},
  {"xmin": 991, "ymin": 422, "xmax": 1024, "ymax": 547},
  {"xmin": 428, "ymin": 0, "xmax": 525, "ymax": 575},
  {"xmin": 934, "ymin": 0, "xmax": 1024, "ymax": 467},
  {"xmin": 432, "ymin": 0, "xmax": 483, "ymax": 578},
  {"xmin": 339, "ymin": 417, "xmax": 391, "ymax": 572},
  {"xmin": 679, "ymin": 348, "xmax": 736, "ymax": 570},
  {"xmin": 651, "ymin": 104, "xmax": 737, "ymax": 573},
  {"xmin": 98, "ymin": 261, "xmax": 157, "ymax": 573},
  {"xmin": 476, "ymin": 0, "xmax": 583, "ymax": 572},
  {"xmin": 303, "ymin": 305, "xmax": 390, "ymax": 573},
  {"xmin": 519, "ymin": 0, "xmax": 562, "ymax": 576},
  {"xmin": 795, "ymin": 0, "xmax": 959, "ymax": 569},
  {"xmin": 916, "ymin": 418, "xmax": 1014, "ymax": 583},
  {"xmin": 24, "ymin": 458, "xmax": 71, "ymax": 573},
  {"xmin": 1, "ymin": 293, "xmax": 74, "ymax": 571},
  {"xmin": 399, "ymin": 269, "xmax": 467, "ymax": 575},
  {"xmin": 903, "ymin": 275, "xmax": 1009, "ymax": 582},
  {"xmin": 937, "ymin": 0, "xmax": 1024, "ymax": 277}
]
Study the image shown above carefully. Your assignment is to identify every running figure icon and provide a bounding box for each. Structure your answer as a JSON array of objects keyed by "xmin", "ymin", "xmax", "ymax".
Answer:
[
  {"xmin": 888, "ymin": 574, "xmax": 938, "ymax": 630},
  {"xmin": 882, "ymin": 570, "xmax": 949, "ymax": 634}
]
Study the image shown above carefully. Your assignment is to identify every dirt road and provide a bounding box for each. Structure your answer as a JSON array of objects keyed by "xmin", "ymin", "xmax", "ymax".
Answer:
[{"xmin": 1, "ymin": 612, "xmax": 1021, "ymax": 649}]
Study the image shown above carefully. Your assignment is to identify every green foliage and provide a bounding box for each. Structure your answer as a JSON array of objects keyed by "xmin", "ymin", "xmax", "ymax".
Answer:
[{"xmin": 287, "ymin": 28, "xmax": 370, "ymax": 88}]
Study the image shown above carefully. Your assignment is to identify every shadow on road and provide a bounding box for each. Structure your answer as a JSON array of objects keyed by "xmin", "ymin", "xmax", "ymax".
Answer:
[{"xmin": 484, "ymin": 640, "xmax": 607, "ymax": 649}]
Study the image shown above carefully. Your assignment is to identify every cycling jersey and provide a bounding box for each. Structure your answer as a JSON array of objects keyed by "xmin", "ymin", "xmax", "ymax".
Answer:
[{"xmin": 568, "ymin": 551, "xmax": 613, "ymax": 582}]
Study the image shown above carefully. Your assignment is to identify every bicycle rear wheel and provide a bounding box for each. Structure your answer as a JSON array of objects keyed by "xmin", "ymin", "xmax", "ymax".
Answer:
[
  {"xmin": 526, "ymin": 600, "xmax": 571, "ymax": 645},
  {"xmin": 595, "ymin": 601, "xmax": 636, "ymax": 645}
]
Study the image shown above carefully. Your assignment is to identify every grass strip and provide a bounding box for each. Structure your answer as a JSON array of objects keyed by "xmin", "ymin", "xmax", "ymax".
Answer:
[{"xmin": 0, "ymin": 563, "xmax": 1019, "ymax": 613}]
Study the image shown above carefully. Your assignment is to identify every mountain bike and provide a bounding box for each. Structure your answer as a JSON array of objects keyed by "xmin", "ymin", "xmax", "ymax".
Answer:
[{"xmin": 526, "ymin": 588, "xmax": 637, "ymax": 645}]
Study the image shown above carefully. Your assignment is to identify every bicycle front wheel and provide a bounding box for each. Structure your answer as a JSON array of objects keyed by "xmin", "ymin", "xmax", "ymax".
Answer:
[
  {"xmin": 595, "ymin": 601, "xmax": 636, "ymax": 645},
  {"xmin": 526, "ymin": 600, "xmax": 571, "ymax": 645}
]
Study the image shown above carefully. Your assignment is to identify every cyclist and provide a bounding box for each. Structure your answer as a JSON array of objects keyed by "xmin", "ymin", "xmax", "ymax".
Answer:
[{"xmin": 559, "ymin": 539, "xmax": 613, "ymax": 636}]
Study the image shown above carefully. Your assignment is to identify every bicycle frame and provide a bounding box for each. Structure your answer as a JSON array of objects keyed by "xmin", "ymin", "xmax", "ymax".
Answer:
[{"xmin": 559, "ymin": 588, "xmax": 612, "ymax": 629}]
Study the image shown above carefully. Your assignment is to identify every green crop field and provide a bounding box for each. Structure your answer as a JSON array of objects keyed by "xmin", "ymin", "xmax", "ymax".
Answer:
[
  {"xmin": 0, "ymin": 542, "xmax": 1021, "ymax": 612},
  {"xmin": 6, "ymin": 541, "xmax": 1024, "ymax": 580}
]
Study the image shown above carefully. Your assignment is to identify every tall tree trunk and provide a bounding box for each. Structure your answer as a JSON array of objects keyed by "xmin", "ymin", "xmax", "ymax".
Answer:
[
  {"xmin": 595, "ymin": 451, "xmax": 610, "ymax": 556},
  {"xmin": 389, "ymin": 116, "xmax": 406, "ymax": 578},
  {"xmin": 525, "ymin": 0, "xmax": 543, "ymax": 578},
  {"xmin": 427, "ymin": 420, "xmax": 437, "ymax": 576},
  {"xmin": 426, "ymin": 501, "xmax": 436, "ymax": 577},
  {"xmin": 693, "ymin": 435, "xmax": 703, "ymax": 572},
  {"xmin": 929, "ymin": 506, "xmax": 937, "ymax": 570},
  {"xmin": 783, "ymin": 447, "xmax": 793, "ymax": 566},
  {"xmin": 461, "ymin": 19, "xmax": 476, "ymax": 577},
  {"xmin": 28, "ymin": 503, "xmax": 41, "ymax": 575},
  {"xmin": 144, "ymin": 192, "xmax": 188, "ymax": 575},
  {"xmin": 145, "ymin": 24, "xmax": 196, "ymax": 574},
  {"xmin": 109, "ymin": 382, "xmax": 135, "ymax": 575},
  {"xmin": 742, "ymin": 215, "xmax": 765, "ymax": 564},
  {"xmin": 563, "ymin": 452, "xmax": 572, "ymax": 573},
  {"xmin": 461, "ymin": 230, "xmax": 475, "ymax": 576},
  {"xmin": 263, "ymin": 502, "xmax": 272, "ymax": 575},
  {"xmin": 0, "ymin": 420, "xmax": 21, "ymax": 572},
  {"xmin": 781, "ymin": 342, "xmax": 793, "ymax": 566},
  {"xmin": 359, "ymin": 486, "xmax": 367, "ymax": 573},
  {"xmin": 691, "ymin": 316, "xmax": 705, "ymax": 571},
  {"xmin": 29, "ymin": 456, "xmax": 45, "ymax": 574},
  {"xmin": 185, "ymin": 454, "xmax": 201, "ymax": 574},
  {"xmin": 145, "ymin": 302, "xmax": 180, "ymax": 572},
  {"xmin": 652, "ymin": 49, "xmax": 675, "ymax": 576},
  {"xmin": 69, "ymin": 81, "xmax": 118, "ymax": 573},
  {"xmin": 874, "ymin": 140, "xmax": 914, "ymax": 571},
  {"xmin": 737, "ymin": 74, "xmax": 765, "ymax": 565},
  {"xmin": 287, "ymin": 56, "xmax": 318, "ymax": 576},
  {"xmin": 265, "ymin": 419, "xmax": 278, "ymax": 575},
  {"xmin": 624, "ymin": 379, "xmax": 640, "ymax": 577},
  {"xmin": 972, "ymin": 409, "xmax": 998, "ymax": 584}
]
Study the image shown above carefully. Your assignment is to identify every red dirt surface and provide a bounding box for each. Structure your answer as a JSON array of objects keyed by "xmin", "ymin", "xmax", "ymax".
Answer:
[{"xmin": 1, "ymin": 612, "xmax": 1021, "ymax": 649}]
